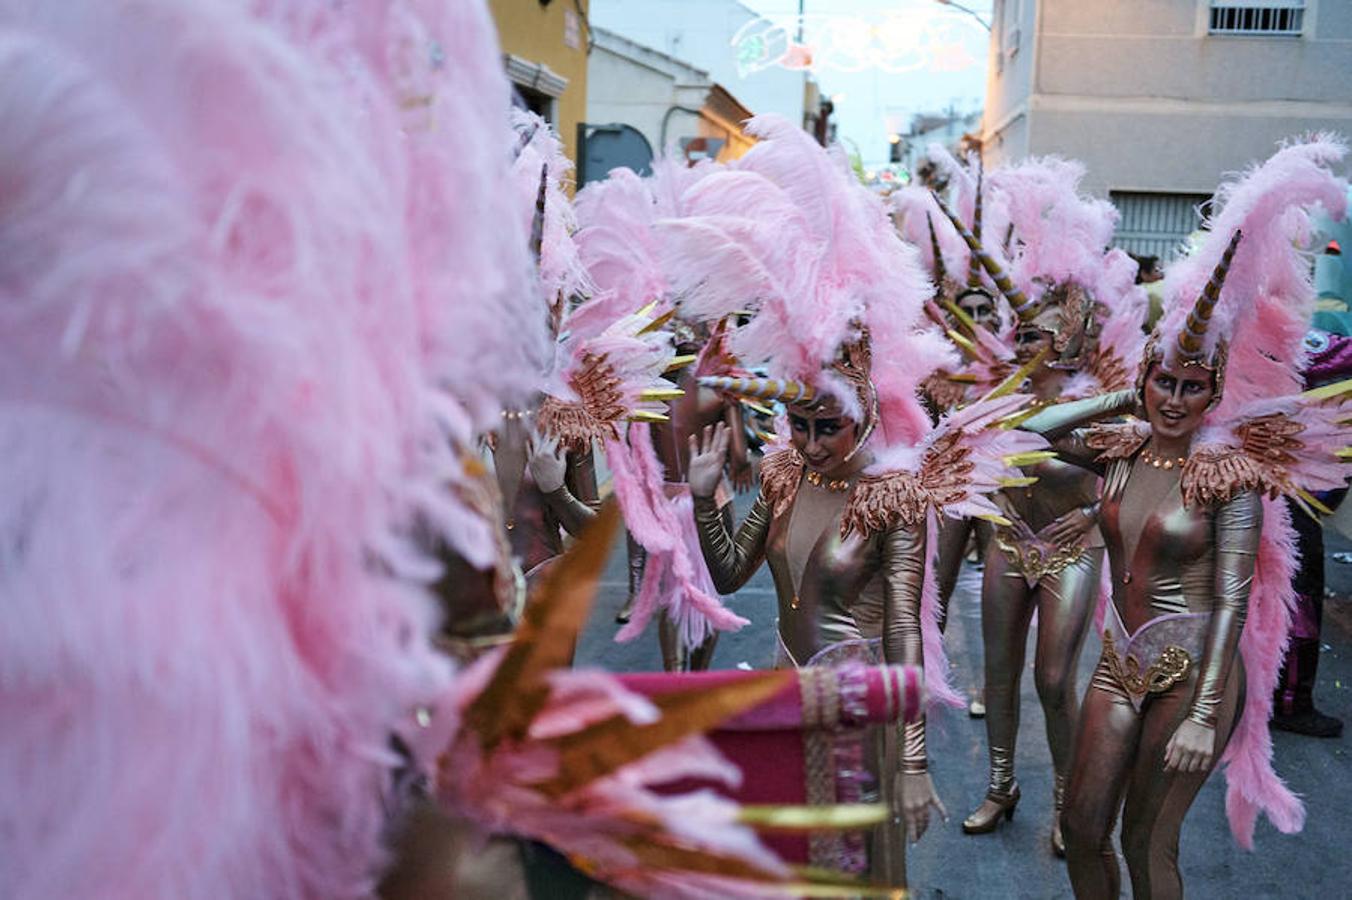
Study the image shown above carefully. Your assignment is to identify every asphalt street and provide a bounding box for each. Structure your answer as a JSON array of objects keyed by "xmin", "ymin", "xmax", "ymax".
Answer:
[{"xmin": 574, "ymin": 493, "xmax": 1352, "ymax": 898}]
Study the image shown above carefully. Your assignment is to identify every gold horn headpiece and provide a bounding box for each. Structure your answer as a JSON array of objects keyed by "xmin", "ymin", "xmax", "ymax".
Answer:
[
  {"xmin": 968, "ymin": 160, "xmax": 984, "ymax": 288},
  {"xmin": 698, "ymin": 375, "xmax": 816, "ymax": 405},
  {"xmin": 926, "ymin": 211, "xmax": 948, "ymax": 290},
  {"xmin": 1176, "ymin": 229, "xmax": 1243, "ymax": 364},
  {"xmin": 831, "ymin": 334, "xmax": 879, "ymax": 461},
  {"xmin": 529, "ymin": 163, "xmax": 548, "ymax": 265},
  {"xmin": 932, "ymin": 191, "xmax": 1038, "ymax": 322}
]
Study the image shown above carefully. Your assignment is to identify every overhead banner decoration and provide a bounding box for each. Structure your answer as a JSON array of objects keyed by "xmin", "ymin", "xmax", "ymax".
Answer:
[{"xmin": 732, "ymin": 10, "xmax": 986, "ymax": 77}]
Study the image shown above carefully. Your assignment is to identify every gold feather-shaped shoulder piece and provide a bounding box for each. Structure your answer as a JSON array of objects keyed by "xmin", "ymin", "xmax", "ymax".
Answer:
[
  {"xmin": 1182, "ymin": 413, "xmax": 1305, "ymax": 506},
  {"xmin": 760, "ymin": 448, "xmax": 804, "ymax": 517},
  {"xmin": 1089, "ymin": 346, "xmax": 1133, "ymax": 393},
  {"xmin": 537, "ymin": 353, "xmax": 626, "ymax": 454},
  {"xmin": 842, "ymin": 468, "xmax": 928, "ymax": 536},
  {"xmin": 842, "ymin": 433, "xmax": 971, "ymax": 536},
  {"xmin": 922, "ymin": 370, "xmax": 969, "ymax": 412},
  {"xmin": 1085, "ymin": 421, "xmax": 1150, "ymax": 460}
]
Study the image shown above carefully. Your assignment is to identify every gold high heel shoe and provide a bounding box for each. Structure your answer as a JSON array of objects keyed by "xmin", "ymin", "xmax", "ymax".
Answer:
[
  {"xmin": 963, "ymin": 745, "xmax": 1019, "ymax": 834},
  {"xmin": 1051, "ymin": 773, "xmax": 1067, "ymax": 858},
  {"xmin": 962, "ymin": 783, "xmax": 1021, "ymax": 833}
]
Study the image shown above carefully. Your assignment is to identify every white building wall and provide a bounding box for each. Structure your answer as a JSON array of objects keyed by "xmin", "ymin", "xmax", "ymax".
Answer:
[
  {"xmin": 586, "ymin": 33, "xmax": 708, "ymax": 157},
  {"xmin": 590, "ymin": 0, "xmax": 805, "ymax": 123}
]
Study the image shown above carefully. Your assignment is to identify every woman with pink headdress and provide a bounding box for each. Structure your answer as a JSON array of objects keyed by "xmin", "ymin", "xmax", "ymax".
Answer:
[
  {"xmin": 571, "ymin": 157, "xmax": 759, "ymax": 672},
  {"xmin": 1016, "ymin": 137, "xmax": 1349, "ymax": 897},
  {"xmin": 651, "ymin": 118, "xmax": 1047, "ymax": 874},
  {"xmin": 932, "ymin": 157, "xmax": 1147, "ymax": 856}
]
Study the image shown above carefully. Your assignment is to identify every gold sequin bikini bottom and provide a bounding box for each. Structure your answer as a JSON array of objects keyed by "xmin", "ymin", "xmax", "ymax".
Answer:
[{"xmin": 1099, "ymin": 604, "xmax": 1208, "ymax": 710}]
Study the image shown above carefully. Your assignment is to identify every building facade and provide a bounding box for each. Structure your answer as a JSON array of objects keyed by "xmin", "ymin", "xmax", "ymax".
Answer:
[
  {"xmin": 586, "ymin": 26, "xmax": 756, "ymax": 178},
  {"xmin": 487, "ymin": 0, "xmax": 591, "ymax": 166},
  {"xmin": 589, "ymin": 0, "xmax": 807, "ymax": 127},
  {"xmin": 983, "ymin": 0, "xmax": 1352, "ymax": 258}
]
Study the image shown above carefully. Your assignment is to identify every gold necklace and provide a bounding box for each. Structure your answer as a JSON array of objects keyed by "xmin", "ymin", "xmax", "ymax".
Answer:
[
  {"xmin": 1139, "ymin": 448, "xmax": 1188, "ymax": 470},
  {"xmin": 805, "ymin": 469, "xmax": 851, "ymax": 492}
]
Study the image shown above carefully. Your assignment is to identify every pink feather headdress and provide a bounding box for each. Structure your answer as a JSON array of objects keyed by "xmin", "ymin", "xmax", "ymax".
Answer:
[
  {"xmin": 1151, "ymin": 136, "xmax": 1349, "ymax": 415},
  {"xmin": 655, "ymin": 114, "xmax": 954, "ymax": 450},
  {"xmin": 0, "ymin": 2, "xmax": 550, "ymax": 897},
  {"xmin": 988, "ymin": 156, "xmax": 1118, "ymax": 299},
  {"xmin": 979, "ymin": 156, "xmax": 1147, "ymax": 393}
]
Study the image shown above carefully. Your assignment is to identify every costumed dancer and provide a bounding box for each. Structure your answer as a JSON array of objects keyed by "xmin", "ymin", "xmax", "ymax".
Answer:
[
  {"xmin": 934, "ymin": 157, "xmax": 1147, "ymax": 856},
  {"xmin": 1017, "ymin": 137, "xmax": 1349, "ymax": 898},
  {"xmin": 655, "ymin": 117, "xmax": 1046, "ymax": 869},
  {"xmin": 574, "ymin": 159, "xmax": 753, "ymax": 670},
  {"xmin": 443, "ymin": 111, "xmax": 599, "ymax": 649},
  {"xmin": 892, "ymin": 152, "xmax": 1017, "ymax": 721}
]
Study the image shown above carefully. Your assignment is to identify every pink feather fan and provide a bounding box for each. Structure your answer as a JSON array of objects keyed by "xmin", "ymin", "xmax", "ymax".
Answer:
[{"xmin": 0, "ymin": 2, "xmax": 547, "ymax": 898}]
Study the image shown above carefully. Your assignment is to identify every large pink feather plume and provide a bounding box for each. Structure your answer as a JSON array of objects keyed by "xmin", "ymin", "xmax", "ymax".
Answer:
[
  {"xmin": 1158, "ymin": 136, "xmax": 1348, "ymax": 417},
  {"xmin": 1221, "ymin": 497, "xmax": 1305, "ymax": 848},
  {"xmin": 571, "ymin": 168, "xmax": 670, "ymax": 339},
  {"xmin": 1088, "ymin": 248, "xmax": 1149, "ymax": 391},
  {"xmin": 988, "ymin": 156, "xmax": 1119, "ymax": 301},
  {"xmin": 512, "ymin": 109, "xmax": 593, "ymax": 309},
  {"xmin": 889, "ymin": 184, "xmax": 968, "ymax": 287},
  {"xmin": 0, "ymin": 2, "xmax": 545, "ymax": 897}
]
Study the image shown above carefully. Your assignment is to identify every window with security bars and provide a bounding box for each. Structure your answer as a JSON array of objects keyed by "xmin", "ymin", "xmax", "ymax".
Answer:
[
  {"xmin": 1209, "ymin": 1, "xmax": 1305, "ymax": 36},
  {"xmin": 1110, "ymin": 191, "xmax": 1212, "ymax": 262}
]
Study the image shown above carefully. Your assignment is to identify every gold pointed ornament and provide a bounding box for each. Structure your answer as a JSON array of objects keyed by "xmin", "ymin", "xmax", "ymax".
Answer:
[{"xmin": 700, "ymin": 374, "xmax": 817, "ymax": 404}]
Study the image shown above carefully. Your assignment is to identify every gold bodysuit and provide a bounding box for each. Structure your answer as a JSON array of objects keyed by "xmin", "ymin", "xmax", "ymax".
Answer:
[{"xmin": 692, "ymin": 449, "xmax": 929, "ymax": 774}]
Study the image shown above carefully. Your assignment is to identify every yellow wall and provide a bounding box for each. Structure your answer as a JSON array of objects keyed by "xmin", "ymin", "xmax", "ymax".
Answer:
[{"xmin": 487, "ymin": 0, "xmax": 589, "ymax": 169}]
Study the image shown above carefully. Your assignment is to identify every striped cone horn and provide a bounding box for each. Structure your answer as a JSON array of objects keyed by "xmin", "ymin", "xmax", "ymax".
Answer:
[
  {"xmin": 926, "ymin": 211, "xmax": 947, "ymax": 287},
  {"xmin": 968, "ymin": 160, "xmax": 983, "ymax": 288},
  {"xmin": 1177, "ymin": 229, "xmax": 1243, "ymax": 361},
  {"xmin": 698, "ymin": 375, "xmax": 816, "ymax": 404},
  {"xmin": 529, "ymin": 162, "xmax": 548, "ymax": 265},
  {"xmin": 931, "ymin": 191, "xmax": 1037, "ymax": 321}
]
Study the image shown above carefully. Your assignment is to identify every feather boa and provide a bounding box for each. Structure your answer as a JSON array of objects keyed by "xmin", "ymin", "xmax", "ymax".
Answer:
[{"xmin": 921, "ymin": 510, "xmax": 965, "ymax": 709}]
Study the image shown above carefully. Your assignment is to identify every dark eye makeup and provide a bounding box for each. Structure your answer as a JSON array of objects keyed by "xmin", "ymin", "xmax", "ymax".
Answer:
[
  {"xmin": 788, "ymin": 415, "xmax": 842, "ymax": 437},
  {"xmin": 815, "ymin": 418, "xmax": 842, "ymax": 436}
]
